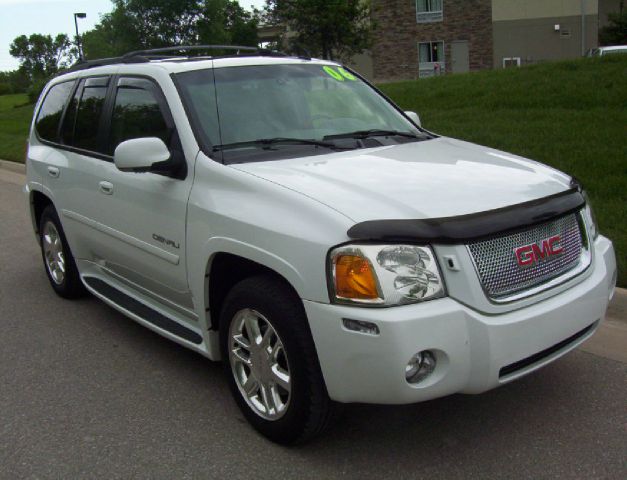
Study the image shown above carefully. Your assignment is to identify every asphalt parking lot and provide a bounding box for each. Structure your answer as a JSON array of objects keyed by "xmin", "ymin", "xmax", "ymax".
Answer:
[{"xmin": 1, "ymin": 168, "xmax": 626, "ymax": 479}]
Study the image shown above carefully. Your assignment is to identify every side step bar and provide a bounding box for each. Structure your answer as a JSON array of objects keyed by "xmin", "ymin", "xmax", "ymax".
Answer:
[{"xmin": 83, "ymin": 277, "xmax": 203, "ymax": 345}]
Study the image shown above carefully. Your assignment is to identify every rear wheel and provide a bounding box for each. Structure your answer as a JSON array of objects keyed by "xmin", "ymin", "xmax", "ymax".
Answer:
[
  {"xmin": 39, "ymin": 205, "xmax": 86, "ymax": 298},
  {"xmin": 219, "ymin": 275, "xmax": 337, "ymax": 444}
]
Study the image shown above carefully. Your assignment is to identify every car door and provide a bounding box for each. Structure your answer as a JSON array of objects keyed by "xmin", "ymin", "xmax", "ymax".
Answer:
[
  {"xmin": 39, "ymin": 75, "xmax": 117, "ymax": 264},
  {"xmin": 91, "ymin": 76, "xmax": 194, "ymax": 312}
]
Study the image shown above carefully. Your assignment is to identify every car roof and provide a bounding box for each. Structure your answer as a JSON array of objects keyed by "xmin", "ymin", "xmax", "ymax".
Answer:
[
  {"xmin": 598, "ymin": 45, "xmax": 627, "ymax": 51},
  {"xmin": 51, "ymin": 55, "xmax": 339, "ymax": 84}
]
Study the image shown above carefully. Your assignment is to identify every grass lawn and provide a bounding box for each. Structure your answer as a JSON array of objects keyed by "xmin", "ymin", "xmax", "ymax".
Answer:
[
  {"xmin": 380, "ymin": 56, "xmax": 626, "ymax": 288},
  {"xmin": 0, "ymin": 56, "xmax": 624, "ymax": 286},
  {"xmin": 0, "ymin": 93, "xmax": 33, "ymax": 163}
]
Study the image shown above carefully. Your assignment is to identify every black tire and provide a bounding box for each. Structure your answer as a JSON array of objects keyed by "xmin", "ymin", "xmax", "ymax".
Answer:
[
  {"xmin": 219, "ymin": 274, "xmax": 338, "ymax": 445},
  {"xmin": 39, "ymin": 205, "xmax": 86, "ymax": 299}
]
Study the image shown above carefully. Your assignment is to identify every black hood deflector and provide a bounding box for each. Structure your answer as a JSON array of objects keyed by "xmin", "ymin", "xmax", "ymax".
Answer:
[{"xmin": 346, "ymin": 187, "xmax": 585, "ymax": 244}]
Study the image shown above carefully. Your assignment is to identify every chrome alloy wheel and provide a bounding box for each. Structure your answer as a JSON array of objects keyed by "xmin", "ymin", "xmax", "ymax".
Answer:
[
  {"xmin": 229, "ymin": 308, "xmax": 292, "ymax": 420},
  {"xmin": 42, "ymin": 221, "xmax": 65, "ymax": 285}
]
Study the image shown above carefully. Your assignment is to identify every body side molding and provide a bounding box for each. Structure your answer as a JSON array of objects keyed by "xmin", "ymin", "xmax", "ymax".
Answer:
[{"xmin": 62, "ymin": 209, "xmax": 180, "ymax": 264}]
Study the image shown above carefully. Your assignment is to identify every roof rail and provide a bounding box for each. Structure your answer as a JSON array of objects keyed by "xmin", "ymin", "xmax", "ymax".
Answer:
[
  {"xmin": 67, "ymin": 54, "xmax": 149, "ymax": 72},
  {"xmin": 68, "ymin": 44, "xmax": 290, "ymax": 72},
  {"xmin": 122, "ymin": 44, "xmax": 263, "ymax": 57}
]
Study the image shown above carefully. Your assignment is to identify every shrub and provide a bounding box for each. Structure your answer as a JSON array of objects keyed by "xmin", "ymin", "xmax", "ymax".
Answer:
[
  {"xmin": 27, "ymin": 78, "xmax": 48, "ymax": 104},
  {"xmin": 599, "ymin": 11, "xmax": 627, "ymax": 46},
  {"xmin": 0, "ymin": 83, "xmax": 12, "ymax": 95}
]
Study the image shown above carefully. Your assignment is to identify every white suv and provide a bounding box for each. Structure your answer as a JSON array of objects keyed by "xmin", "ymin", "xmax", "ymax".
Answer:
[{"xmin": 26, "ymin": 46, "xmax": 617, "ymax": 444}]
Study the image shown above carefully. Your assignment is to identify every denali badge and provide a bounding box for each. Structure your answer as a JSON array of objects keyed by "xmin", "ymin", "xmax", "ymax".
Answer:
[
  {"xmin": 514, "ymin": 235, "xmax": 564, "ymax": 267},
  {"xmin": 152, "ymin": 233, "xmax": 180, "ymax": 249}
]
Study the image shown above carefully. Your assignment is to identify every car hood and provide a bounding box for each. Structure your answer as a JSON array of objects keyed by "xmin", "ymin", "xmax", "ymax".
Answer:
[{"xmin": 230, "ymin": 137, "xmax": 573, "ymax": 223}]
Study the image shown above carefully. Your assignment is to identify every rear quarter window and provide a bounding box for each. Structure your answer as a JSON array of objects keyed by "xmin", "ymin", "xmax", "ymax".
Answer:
[{"xmin": 35, "ymin": 81, "xmax": 75, "ymax": 142}]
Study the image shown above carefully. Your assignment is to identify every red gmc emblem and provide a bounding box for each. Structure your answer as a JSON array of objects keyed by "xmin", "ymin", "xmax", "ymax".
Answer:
[{"xmin": 514, "ymin": 235, "xmax": 564, "ymax": 267}]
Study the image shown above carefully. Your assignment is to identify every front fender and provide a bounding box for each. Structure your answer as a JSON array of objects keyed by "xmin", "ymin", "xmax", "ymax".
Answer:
[{"xmin": 202, "ymin": 236, "xmax": 307, "ymax": 302}]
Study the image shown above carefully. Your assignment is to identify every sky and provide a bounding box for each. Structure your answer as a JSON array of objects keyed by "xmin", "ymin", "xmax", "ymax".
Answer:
[{"xmin": 0, "ymin": 0, "xmax": 266, "ymax": 72}]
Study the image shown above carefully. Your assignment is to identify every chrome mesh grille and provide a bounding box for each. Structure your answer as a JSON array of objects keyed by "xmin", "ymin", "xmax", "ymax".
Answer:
[{"xmin": 467, "ymin": 213, "xmax": 584, "ymax": 298}]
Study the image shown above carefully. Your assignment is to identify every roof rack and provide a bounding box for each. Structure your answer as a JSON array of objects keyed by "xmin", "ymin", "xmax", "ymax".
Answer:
[{"xmin": 68, "ymin": 44, "xmax": 294, "ymax": 72}]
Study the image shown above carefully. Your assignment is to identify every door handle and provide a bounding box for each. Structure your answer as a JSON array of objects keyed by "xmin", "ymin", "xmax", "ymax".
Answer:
[
  {"xmin": 47, "ymin": 166, "xmax": 60, "ymax": 178},
  {"xmin": 98, "ymin": 181, "xmax": 114, "ymax": 195}
]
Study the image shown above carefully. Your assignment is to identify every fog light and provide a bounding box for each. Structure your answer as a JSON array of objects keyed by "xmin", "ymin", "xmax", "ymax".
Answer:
[{"xmin": 405, "ymin": 350, "xmax": 436, "ymax": 384}]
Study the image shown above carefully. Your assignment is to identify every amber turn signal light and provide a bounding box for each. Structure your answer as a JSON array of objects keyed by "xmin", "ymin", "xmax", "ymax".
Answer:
[{"xmin": 334, "ymin": 255, "xmax": 380, "ymax": 300}]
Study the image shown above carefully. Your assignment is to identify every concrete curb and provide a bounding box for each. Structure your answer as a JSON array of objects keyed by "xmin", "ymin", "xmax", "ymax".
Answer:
[{"xmin": 0, "ymin": 159, "xmax": 26, "ymax": 174}]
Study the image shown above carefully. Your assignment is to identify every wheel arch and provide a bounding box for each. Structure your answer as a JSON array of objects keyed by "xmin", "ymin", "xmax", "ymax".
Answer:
[
  {"xmin": 201, "ymin": 239, "xmax": 307, "ymax": 331},
  {"xmin": 29, "ymin": 188, "xmax": 54, "ymax": 235}
]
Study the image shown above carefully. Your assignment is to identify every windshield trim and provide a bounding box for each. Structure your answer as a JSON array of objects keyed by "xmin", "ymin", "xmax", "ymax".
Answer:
[{"xmin": 172, "ymin": 63, "xmax": 437, "ymax": 165}]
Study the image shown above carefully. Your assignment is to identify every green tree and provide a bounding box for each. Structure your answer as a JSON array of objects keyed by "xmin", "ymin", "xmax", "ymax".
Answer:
[
  {"xmin": 599, "ymin": 11, "xmax": 627, "ymax": 46},
  {"xmin": 82, "ymin": 0, "xmax": 259, "ymax": 59},
  {"xmin": 9, "ymin": 33, "xmax": 75, "ymax": 81},
  {"xmin": 218, "ymin": 1, "xmax": 259, "ymax": 45},
  {"xmin": 82, "ymin": 3, "xmax": 143, "ymax": 59},
  {"xmin": 264, "ymin": 0, "xmax": 372, "ymax": 60}
]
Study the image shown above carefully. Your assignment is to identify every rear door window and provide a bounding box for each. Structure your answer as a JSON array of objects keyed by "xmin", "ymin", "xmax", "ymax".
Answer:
[
  {"xmin": 35, "ymin": 81, "xmax": 75, "ymax": 142},
  {"xmin": 72, "ymin": 76, "xmax": 110, "ymax": 153}
]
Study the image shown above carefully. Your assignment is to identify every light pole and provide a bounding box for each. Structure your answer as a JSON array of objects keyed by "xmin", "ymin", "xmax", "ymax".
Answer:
[
  {"xmin": 581, "ymin": 0, "xmax": 586, "ymax": 56},
  {"xmin": 74, "ymin": 12, "xmax": 87, "ymax": 61}
]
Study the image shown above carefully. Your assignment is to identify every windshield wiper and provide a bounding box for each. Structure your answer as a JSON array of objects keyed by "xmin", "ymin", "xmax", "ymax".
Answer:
[
  {"xmin": 213, "ymin": 137, "xmax": 342, "ymax": 152},
  {"xmin": 323, "ymin": 129, "xmax": 421, "ymax": 140}
]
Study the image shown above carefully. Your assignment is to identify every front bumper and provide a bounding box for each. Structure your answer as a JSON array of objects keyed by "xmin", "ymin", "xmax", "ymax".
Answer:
[{"xmin": 305, "ymin": 235, "xmax": 616, "ymax": 404}]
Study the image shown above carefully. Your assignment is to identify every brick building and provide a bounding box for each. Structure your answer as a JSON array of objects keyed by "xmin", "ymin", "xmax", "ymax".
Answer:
[
  {"xmin": 366, "ymin": 0, "xmax": 623, "ymax": 82},
  {"xmin": 371, "ymin": 0, "xmax": 493, "ymax": 81}
]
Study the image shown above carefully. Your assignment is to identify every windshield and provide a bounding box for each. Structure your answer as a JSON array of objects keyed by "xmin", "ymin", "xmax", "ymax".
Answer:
[{"xmin": 175, "ymin": 63, "xmax": 429, "ymax": 163}]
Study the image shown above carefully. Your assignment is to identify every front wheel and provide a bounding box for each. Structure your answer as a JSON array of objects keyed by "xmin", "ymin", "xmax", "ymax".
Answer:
[{"xmin": 220, "ymin": 275, "xmax": 337, "ymax": 444}]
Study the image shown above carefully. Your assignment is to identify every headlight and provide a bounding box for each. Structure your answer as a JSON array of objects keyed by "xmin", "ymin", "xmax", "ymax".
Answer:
[
  {"xmin": 582, "ymin": 191, "xmax": 598, "ymax": 240},
  {"xmin": 329, "ymin": 244, "xmax": 446, "ymax": 306}
]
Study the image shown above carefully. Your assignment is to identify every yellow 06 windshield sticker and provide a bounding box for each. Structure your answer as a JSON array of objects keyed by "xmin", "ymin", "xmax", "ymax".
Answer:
[
  {"xmin": 323, "ymin": 66, "xmax": 344, "ymax": 81},
  {"xmin": 338, "ymin": 67, "xmax": 357, "ymax": 81}
]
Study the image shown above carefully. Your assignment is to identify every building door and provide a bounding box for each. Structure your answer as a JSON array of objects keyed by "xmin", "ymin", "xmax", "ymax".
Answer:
[{"xmin": 451, "ymin": 41, "xmax": 469, "ymax": 74}]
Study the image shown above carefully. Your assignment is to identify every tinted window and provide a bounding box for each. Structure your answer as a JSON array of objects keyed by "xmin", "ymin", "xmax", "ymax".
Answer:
[
  {"xmin": 61, "ymin": 86, "xmax": 80, "ymax": 145},
  {"xmin": 109, "ymin": 86, "xmax": 169, "ymax": 155},
  {"xmin": 35, "ymin": 81, "xmax": 74, "ymax": 142},
  {"xmin": 73, "ymin": 78, "xmax": 109, "ymax": 152}
]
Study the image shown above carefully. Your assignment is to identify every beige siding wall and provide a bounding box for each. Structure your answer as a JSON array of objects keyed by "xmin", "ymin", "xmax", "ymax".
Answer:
[
  {"xmin": 492, "ymin": 0, "xmax": 598, "ymax": 21},
  {"xmin": 493, "ymin": 14, "xmax": 599, "ymax": 67}
]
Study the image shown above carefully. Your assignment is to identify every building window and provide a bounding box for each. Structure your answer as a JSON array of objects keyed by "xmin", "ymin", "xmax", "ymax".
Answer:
[
  {"xmin": 419, "ymin": 41, "xmax": 445, "ymax": 77},
  {"xmin": 416, "ymin": 0, "xmax": 443, "ymax": 23},
  {"xmin": 502, "ymin": 57, "xmax": 521, "ymax": 68}
]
